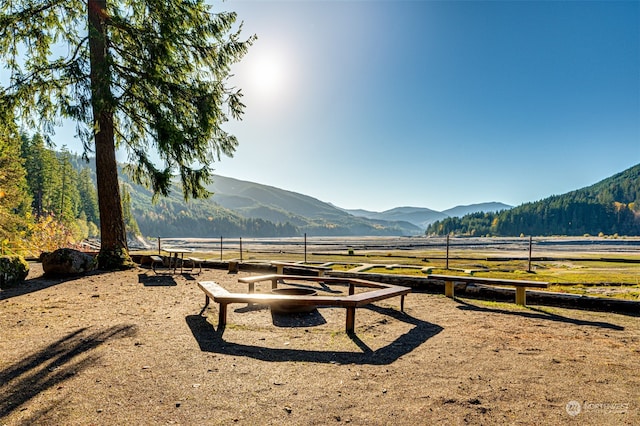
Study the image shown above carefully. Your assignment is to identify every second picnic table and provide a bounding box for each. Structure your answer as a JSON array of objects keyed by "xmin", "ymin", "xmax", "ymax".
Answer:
[{"xmin": 163, "ymin": 248, "xmax": 194, "ymax": 274}]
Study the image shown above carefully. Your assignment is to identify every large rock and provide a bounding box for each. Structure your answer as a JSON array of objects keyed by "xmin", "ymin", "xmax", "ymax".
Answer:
[
  {"xmin": 42, "ymin": 248, "xmax": 97, "ymax": 276},
  {"xmin": 0, "ymin": 255, "xmax": 29, "ymax": 288}
]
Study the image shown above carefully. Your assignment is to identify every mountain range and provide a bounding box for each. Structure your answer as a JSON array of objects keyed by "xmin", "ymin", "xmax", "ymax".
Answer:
[
  {"xmin": 341, "ymin": 203, "xmax": 512, "ymax": 230},
  {"xmin": 203, "ymin": 175, "xmax": 511, "ymax": 235},
  {"xmin": 98, "ymin": 160, "xmax": 640, "ymax": 237},
  {"xmin": 124, "ymin": 172, "xmax": 512, "ymax": 237},
  {"xmin": 426, "ymin": 163, "xmax": 640, "ymax": 236}
]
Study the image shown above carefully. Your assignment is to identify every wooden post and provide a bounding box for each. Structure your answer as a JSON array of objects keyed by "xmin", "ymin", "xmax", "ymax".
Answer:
[
  {"xmin": 240, "ymin": 237, "xmax": 243, "ymax": 262},
  {"xmin": 220, "ymin": 236, "xmax": 223, "ymax": 261},
  {"xmin": 304, "ymin": 233, "xmax": 307, "ymax": 263},
  {"xmin": 157, "ymin": 236, "xmax": 161, "ymax": 255},
  {"xmin": 345, "ymin": 307, "xmax": 356, "ymax": 334},
  {"xmin": 516, "ymin": 287, "xmax": 526, "ymax": 306},
  {"xmin": 218, "ymin": 303, "xmax": 228, "ymax": 327},
  {"xmin": 444, "ymin": 280, "xmax": 454, "ymax": 298},
  {"xmin": 528, "ymin": 236, "xmax": 533, "ymax": 272},
  {"xmin": 446, "ymin": 235, "xmax": 450, "ymax": 270}
]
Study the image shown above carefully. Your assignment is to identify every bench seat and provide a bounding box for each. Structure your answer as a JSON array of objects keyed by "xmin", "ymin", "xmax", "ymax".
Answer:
[
  {"xmin": 150, "ymin": 255, "xmax": 164, "ymax": 273},
  {"xmin": 186, "ymin": 257, "xmax": 205, "ymax": 274},
  {"xmin": 428, "ymin": 274, "xmax": 549, "ymax": 306},
  {"xmin": 198, "ymin": 277, "xmax": 410, "ymax": 334},
  {"xmin": 271, "ymin": 261, "xmax": 331, "ymax": 276}
]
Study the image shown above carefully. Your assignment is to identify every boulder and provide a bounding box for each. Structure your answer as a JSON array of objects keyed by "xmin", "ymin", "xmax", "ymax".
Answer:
[
  {"xmin": 42, "ymin": 248, "xmax": 97, "ymax": 276},
  {"xmin": 0, "ymin": 255, "xmax": 29, "ymax": 288}
]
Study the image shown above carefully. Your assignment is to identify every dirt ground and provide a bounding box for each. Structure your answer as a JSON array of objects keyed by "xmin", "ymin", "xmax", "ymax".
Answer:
[{"xmin": 1, "ymin": 263, "xmax": 638, "ymax": 425}]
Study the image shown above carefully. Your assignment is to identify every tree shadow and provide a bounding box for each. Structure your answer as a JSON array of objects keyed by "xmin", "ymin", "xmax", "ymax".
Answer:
[
  {"xmin": 137, "ymin": 273, "xmax": 177, "ymax": 287},
  {"xmin": 455, "ymin": 299, "xmax": 625, "ymax": 330},
  {"xmin": 186, "ymin": 305, "xmax": 442, "ymax": 365},
  {"xmin": 0, "ymin": 325, "xmax": 137, "ymax": 422},
  {"xmin": 0, "ymin": 269, "xmax": 105, "ymax": 300}
]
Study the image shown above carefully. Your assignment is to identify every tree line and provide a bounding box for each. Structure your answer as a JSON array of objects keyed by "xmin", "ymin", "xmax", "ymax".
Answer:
[
  {"xmin": 0, "ymin": 129, "xmax": 304, "ymax": 256},
  {"xmin": 426, "ymin": 164, "xmax": 640, "ymax": 237},
  {"xmin": 0, "ymin": 129, "xmax": 102, "ymax": 254}
]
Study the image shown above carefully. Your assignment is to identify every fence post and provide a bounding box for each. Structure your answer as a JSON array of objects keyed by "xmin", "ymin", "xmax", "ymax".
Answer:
[
  {"xmin": 240, "ymin": 237, "xmax": 243, "ymax": 262},
  {"xmin": 446, "ymin": 235, "xmax": 450, "ymax": 270},
  {"xmin": 304, "ymin": 233, "xmax": 307, "ymax": 263},
  {"xmin": 157, "ymin": 236, "xmax": 161, "ymax": 255},
  {"xmin": 220, "ymin": 236, "xmax": 223, "ymax": 261},
  {"xmin": 528, "ymin": 236, "xmax": 533, "ymax": 272}
]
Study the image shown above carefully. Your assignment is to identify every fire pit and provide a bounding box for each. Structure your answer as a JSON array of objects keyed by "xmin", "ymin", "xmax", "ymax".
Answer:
[{"xmin": 271, "ymin": 288, "xmax": 317, "ymax": 314}]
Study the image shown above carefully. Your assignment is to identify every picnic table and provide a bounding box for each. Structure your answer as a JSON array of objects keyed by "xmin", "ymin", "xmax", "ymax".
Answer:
[{"xmin": 163, "ymin": 248, "xmax": 193, "ymax": 274}]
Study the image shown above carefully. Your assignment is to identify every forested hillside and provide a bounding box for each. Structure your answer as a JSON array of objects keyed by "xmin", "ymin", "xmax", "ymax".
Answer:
[
  {"xmin": 5, "ymin": 129, "xmax": 637, "ymax": 247},
  {"xmin": 0, "ymin": 131, "xmax": 105, "ymax": 254},
  {"xmin": 426, "ymin": 164, "xmax": 640, "ymax": 236},
  {"xmin": 124, "ymin": 174, "xmax": 421, "ymax": 238}
]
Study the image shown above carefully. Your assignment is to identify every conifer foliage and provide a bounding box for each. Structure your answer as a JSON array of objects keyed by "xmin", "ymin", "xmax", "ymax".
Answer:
[
  {"xmin": 0, "ymin": 114, "xmax": 31, "ymax": 246},
  {"xmin": 426, "ymin": 164, "xmax": 640, "ymax": 237},
  {"xmin": 0, "ymin": 0, "xmax": 255, "ymax": 268}
]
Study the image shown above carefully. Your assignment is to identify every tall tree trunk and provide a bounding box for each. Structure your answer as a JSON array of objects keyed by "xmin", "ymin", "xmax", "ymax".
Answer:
[{"xmin": 88, "ymin": 0, "xmax": 133, "ymax": 269}]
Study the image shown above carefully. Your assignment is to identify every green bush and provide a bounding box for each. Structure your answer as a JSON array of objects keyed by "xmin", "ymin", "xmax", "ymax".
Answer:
[{"xmin": 0, "ymin": 255, "xmax": 29, "ymax": 288}]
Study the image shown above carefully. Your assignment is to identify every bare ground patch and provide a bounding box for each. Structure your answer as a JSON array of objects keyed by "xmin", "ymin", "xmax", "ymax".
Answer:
[{"xmin": 1, "ymin": 264, "xmax": 638, "ymax": 425}]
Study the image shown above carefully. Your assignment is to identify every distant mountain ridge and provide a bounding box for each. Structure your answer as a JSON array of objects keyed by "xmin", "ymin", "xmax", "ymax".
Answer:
[
  {"xmin": 83, "ymin": 159, "xmax": 636, "ymax": 237},
  {"xmin": 342, "ymin": 202, "xmax": 512, "ymax": 229},
  {"xmin": 123, "ymin": 172, "xmax": 511, "ymax": 237},
  {"xmin": 207, "ymin": 176, "xmax": 512, "ymax": 233},
  {"xmin": 426, "ymin": 163, "xmax": 640, "ymax": 236}
]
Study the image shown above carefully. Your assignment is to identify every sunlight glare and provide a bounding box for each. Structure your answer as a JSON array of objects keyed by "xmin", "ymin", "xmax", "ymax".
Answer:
[{"xmin": 239, "ymin": 44, "xmax": 294, "ymax": 106}]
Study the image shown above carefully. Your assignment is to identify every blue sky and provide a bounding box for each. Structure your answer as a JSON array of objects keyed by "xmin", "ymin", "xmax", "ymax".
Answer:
[{"xmin": 43, "ymin": 1, "xmax": 640, "ymax": 211}]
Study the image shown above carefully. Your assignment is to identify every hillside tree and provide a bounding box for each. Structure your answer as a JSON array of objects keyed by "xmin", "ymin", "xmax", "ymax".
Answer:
[
  {"xmin": 20, "ymin": 134, "xmax": 60, "ymax": 219},
  {"xmin": 0, "ymin": 112, "xmax": 32, "ymax": 246},
  {"xmin": 0, "ymin": 0, "xmax": 255, "ymax": 268},
  {"xmin": 77, "ymin": 167, "xmax": 99, "ymax": 226}
]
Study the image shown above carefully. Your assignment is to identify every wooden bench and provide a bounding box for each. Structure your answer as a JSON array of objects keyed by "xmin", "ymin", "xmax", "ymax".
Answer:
[
  {"xmin": 428, "ymin": 274, "xmax": 549, "ymax": 306},
  {"xmin": 271, "ymin": 261, "xmax": 331, "ymax": 277},
  {"xmin": 186, "ymin": 257, "xmax": 205, "ymax": 274},
  {"xmin": 198, "ymin": 276, "xmax": 410, "ymax": 334},
  {"xmin": 150, "ymin": 255, "xmax": 164, "ymax": 273}
]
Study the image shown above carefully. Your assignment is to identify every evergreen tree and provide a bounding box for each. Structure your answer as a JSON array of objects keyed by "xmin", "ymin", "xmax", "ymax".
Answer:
[
  {"xmin": 121, "ymin": 184, "xmax": 141, "ymax": 238},
  {"xmin": 1, "ymin": 0, "xmax": 255, "ymax": 269},
  {"xmin": 78, "ymin": 167, "xmax": 100, "ymax": 226},
  {"xmin": 20, "ymin": 134, "xmax": 60, "ymax": 219},
  {"xmin": 0, "ymin": 113, "xmax": 32, "ymax": 246},
  {"xmin": 54, "ymin": 147, "xmax": 81, "ymax": 226}
]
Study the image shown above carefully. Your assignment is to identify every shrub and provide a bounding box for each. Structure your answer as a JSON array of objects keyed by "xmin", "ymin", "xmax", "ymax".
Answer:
[{"xmin": 0, "ymin": 255, "xmax": 29, "ymax": 288}]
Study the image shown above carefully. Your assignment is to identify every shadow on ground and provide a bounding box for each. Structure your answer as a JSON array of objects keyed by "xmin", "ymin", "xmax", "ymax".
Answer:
[
  {"xmin": 186, "ymin": 305, "xmax": 442, "ymax": 365},
  {"xmin": 137, "ymin": 273, "xmax": 177, "ymax": 287},
  {"xmin": 1, "ymin": 269, "xmax": 106, "ymax": 300},
  {"xmin": 271, "ymin": 309, "xmax": 328, "ymax": 327},
  {"xmin": 0, "ymin": 325, "xmax": 137, "ymax": 423},
  {"xmin": 455, "ymin": 298, "xmax": 625, "ymax": 330}
]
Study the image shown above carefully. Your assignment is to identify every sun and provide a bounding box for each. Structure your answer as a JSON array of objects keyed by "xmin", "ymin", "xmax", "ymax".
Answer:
[
  {"xmin": 236, "ymin": 42, "xmax": 294, "ymax": 105},
  {"xmin": 247, "ymin": 52, "xmax": 286, "ymax": 98}
]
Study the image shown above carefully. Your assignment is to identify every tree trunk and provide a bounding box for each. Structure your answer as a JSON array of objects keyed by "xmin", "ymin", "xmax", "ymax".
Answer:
[{"xmin": 88, "ymin": 0, "xmax": 133, "ymax": 269}]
